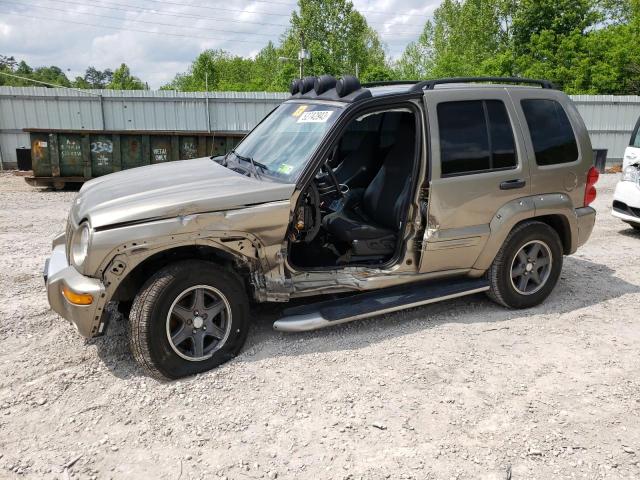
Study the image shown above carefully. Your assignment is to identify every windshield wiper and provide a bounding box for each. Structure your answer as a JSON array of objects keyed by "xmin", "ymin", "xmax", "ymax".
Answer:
[{"xmin": 230, "ymin": 149, "xmax": 268, "ymax": 180}]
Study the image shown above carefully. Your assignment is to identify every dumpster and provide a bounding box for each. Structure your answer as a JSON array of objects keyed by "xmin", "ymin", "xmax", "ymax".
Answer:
[
  {"xmin": 24, "ymin": 130, "xmax": 242, "ymax": 189},
  {"xmin": 593, "ymin": 149, "xmax": 608, "ymax": 173}
]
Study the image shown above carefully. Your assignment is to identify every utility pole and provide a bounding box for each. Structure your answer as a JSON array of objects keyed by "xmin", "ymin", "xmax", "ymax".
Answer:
[{"xmin": 299, "ymin": 32, "xmax": 305, "ymax": 78}]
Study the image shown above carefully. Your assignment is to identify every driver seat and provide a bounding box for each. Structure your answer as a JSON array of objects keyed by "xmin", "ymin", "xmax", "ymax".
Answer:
[{"xmin": 322, "ymin": 114, "xmax": 416, "ymax": 257}]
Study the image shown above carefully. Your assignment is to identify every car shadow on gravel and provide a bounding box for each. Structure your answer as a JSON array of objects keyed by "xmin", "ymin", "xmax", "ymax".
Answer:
[
  {"xmin": 89, "ymin": 256, "xmax": 640, "ymax": 379},
  {"xmin": 238, "ymin": 256, "xmax": 640, "ymax": 363},
  {"xmin": 617, "ymin": 227, "xmax": 640, "ymax": 239}
]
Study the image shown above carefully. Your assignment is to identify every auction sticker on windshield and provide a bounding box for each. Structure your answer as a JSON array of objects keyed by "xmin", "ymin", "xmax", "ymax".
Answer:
[
  {"xmin": 297, "ymin": 110, "xmax": 334, "ymax": 123},
  {"xmin": 292, "ymin": 105, "xmax": 308, "ymax": 117}
]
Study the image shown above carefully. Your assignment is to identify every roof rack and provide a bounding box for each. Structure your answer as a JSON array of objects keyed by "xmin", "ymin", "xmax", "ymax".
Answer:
[
  {"xmin": 409, "ymin": 77, "xmax": 557, "ymax": 92},
  {"xmin": 361, "ymin": 80, "xmax": 421, "ymax": 88}
]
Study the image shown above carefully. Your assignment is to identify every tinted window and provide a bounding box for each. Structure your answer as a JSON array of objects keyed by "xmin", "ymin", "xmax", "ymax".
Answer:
[
  {"xmin": 438, "ymin": 100, "xmax": 517, "ymax": 176},
  {"xmin": 438, "ymin": 101, "xmax": 490, "ymax": 175},
  {"xmin": 486, "ymin": 100, "xmax": 517, "ymax": 169},
  {"xmin": 521, "ymin": 99, "xmax": 578, "ymax": 165}
]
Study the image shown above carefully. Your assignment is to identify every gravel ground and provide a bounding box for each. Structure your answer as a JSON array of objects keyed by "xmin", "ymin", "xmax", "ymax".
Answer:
[{"xmin": 0, "ymin": 172, "xmax": 639, "ymax": 480}]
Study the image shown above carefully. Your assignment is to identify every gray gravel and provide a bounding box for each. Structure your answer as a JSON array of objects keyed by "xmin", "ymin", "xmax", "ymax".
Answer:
[{"xmin": 0, "ymin": 172, "xmax": 639, "ymax": 480}]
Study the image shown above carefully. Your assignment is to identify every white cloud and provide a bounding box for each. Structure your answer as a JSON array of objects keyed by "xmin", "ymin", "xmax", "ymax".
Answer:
[{"xmin": 0, "ymin": 0, "xmax": 441, "ymax": 88}]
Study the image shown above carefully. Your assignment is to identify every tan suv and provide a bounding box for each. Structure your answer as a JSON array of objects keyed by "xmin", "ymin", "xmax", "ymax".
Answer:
[{"xmin": 44, "ymin": 76, "xmax": 598, "ymax": 379}]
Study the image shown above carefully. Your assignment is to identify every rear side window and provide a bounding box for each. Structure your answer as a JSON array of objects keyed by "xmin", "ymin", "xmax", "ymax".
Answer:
[
  {"xmin": 438, "ymin": 100, "xmax": 517, "ymax": 176},
  {"xmin": 521, "ymin": 99, "xmax": 578, "ymax": 165}
]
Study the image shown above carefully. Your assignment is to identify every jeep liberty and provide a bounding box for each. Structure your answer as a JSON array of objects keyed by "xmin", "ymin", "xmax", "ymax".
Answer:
[{"xmin": 44, "ymin": 75, "xmax": 598, "ymax": 379}]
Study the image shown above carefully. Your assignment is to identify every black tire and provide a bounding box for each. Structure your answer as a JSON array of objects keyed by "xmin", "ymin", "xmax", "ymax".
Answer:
[
  {"xmin": 129, "ymin": 260, "xmax": 249, "ymax": 380},
  {"xmin": 486, "ymin": 221, "xmax": 563, "ymax": 309}
]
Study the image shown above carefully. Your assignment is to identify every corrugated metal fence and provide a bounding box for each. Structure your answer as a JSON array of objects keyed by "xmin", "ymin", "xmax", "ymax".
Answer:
[
  {"xmin": 0, "ymin": 87, "xmax": 289, "ymax": 168},
  {"xmin": 1, "ymin": 87, "xmax": 638, "ymax": 169},
  {"xmin": 571, "ymin": 95, "xmax": 640, "ymax": 164}
]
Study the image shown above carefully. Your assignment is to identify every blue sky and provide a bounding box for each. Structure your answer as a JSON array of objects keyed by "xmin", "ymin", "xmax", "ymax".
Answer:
[{"xmin": 0, "ymin": 0, "xmax": 440, "ymax": 88}]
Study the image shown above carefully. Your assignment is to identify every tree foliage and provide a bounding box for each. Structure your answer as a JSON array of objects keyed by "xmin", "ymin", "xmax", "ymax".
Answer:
[
  {"xmin": 2, "ymin": 0, "xmax": 639, "ymax": 94},
  {"xmin": 107, "ymin": 64, "xmax": 146, "ymax": 90},
  {"xmin": 0, "ymin": 57, "xmax": 144, "ymax": 90},
  {"xmin": 164, "ymin": 0, "xmax": 393, "ymax": 91},
  {"xmin": 396, "ymin": 0, "xmax": 640, "ymax": 94}
]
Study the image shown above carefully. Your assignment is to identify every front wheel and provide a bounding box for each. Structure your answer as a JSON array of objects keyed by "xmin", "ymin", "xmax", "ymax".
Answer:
[
  {"xmin": 486, "ymin": 221, "xmax": 563, "ymax": 309},
  {"xmin": 129, "ymin": 260, "xmax": 249, "ymax": 380}
]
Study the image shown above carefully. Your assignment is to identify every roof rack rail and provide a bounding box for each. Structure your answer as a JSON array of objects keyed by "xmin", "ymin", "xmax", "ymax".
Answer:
[
  {"xmin": 361, "ymin": 80, "xmax": 421, "ymax": 88},
  {"xmin": 410, "ymin": 77, "xmax": 557, "ymax": 92}
]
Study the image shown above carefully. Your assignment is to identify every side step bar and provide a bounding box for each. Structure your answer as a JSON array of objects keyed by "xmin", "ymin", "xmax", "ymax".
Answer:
[{"xmin": 273, "ymin": 277, "xmax": 490, "ymax": 332}]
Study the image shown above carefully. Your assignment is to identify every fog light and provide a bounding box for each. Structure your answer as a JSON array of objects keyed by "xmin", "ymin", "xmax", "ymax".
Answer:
[{"xmin": 62, "ymin": 286, "xmax": 93, "ymax": 305}]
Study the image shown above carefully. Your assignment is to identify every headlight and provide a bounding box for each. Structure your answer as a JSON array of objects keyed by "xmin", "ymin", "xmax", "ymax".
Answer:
[
  {"xmin": 71, "ymin": 223, "xmax": 91, "ymax": 268},
  {"xmin": 622, "ymin": 165, "xmax": 640, "ymax": 184}
]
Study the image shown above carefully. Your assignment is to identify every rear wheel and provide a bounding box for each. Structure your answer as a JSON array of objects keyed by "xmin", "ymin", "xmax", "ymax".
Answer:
[
  {"xmin": 129, "ymin": 260, "xmax": 249, "ymax": 380},
  {"xmin": 487, "ymin": 221, "xmax": 563, "ymax": 309}
]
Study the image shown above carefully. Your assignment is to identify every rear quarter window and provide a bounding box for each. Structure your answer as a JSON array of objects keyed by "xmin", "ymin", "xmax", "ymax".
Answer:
[{"xmin": 521, "ymin": 99, "xmax": 579, "ymax": 166}]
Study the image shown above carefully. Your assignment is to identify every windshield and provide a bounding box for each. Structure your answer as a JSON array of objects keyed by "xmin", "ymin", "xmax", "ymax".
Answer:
[{"xmin": 231, "ymin": 102, "xmax": 342, "ymax": 182}]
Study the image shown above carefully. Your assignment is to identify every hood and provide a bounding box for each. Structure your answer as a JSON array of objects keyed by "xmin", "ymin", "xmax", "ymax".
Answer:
[{"xmin": 72, "ymin": 157, "xmax": 295, "ymax": 228}]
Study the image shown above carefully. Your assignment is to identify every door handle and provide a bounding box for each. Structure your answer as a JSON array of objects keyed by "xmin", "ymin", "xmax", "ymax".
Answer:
[{"xmin": 500, "ymin": 179, "xmax": 526, "ymax": 190}]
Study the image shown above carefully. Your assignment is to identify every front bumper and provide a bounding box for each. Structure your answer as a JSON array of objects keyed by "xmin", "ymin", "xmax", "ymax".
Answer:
[
  {"xmin": 44, "ymin": 235, "xmax": 106, "ymax": 337},
  {"xmin": 611, "ymin": 180, "xmax": 640, "ymax": 225}
]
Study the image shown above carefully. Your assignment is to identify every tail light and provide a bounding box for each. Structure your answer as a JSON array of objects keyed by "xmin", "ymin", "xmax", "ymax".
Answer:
[{"xmin": 584, "ymin": 166, "xmax": 599, "ymax": 206}]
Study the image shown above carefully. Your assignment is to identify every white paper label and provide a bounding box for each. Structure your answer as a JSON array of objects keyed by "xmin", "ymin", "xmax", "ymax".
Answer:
[
  {"xmin": 38, "ymin": 141, "xmax": 48, "ymax": 147},
  {"xmin": 297, "ymin": 110, "xmax": 333, "ymax": 123}
]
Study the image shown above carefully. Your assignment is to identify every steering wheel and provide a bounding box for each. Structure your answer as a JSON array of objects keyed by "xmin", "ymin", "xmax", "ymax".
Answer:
[{"xmin": 321, "ymin": 160, "xmax": 345, "ymax": 198}]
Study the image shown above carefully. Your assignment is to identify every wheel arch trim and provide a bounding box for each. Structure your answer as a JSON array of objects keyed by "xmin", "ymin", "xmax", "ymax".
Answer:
[{"xmin": 472, "ymin": 193, "xmax": 578, "ymax": 271}]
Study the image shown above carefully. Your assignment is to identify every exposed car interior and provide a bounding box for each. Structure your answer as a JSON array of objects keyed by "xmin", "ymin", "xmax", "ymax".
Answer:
[{"xmin": 288, "ymin": 107, "xmax": 418, "ymax": 268}]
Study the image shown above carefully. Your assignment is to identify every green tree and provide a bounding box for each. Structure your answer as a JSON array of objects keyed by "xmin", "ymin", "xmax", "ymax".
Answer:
[
  {"xmin": 15, "ymin": 60, "xmax": 32, "ymax": 75},
  {"xmin": 164, "ymin": 49, "xmax": 259, "ymax": 92},
  {"xmin": 396, "ymin": 0, "xmax": 640, "ymax": 94},
  {"xmin": 395, "ymin": 0, "xmax": 516, "ymax": 79},
  {"xmin": 0, "ymin": 55, "xmax": 17, "ymax": 71},
  {"xmin": 83, "ymin": 66, "xmax": 113, "ymax": 89},
  {"xmin": 280, "ymin": 0, "xmax": 390, "ymax": 81},
  {"xmin": 107, "ymin": 63, "xmax": 145, "ymax": 90}
]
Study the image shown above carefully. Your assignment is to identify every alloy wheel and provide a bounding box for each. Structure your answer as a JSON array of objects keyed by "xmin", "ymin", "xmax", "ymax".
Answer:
[
  {"xmin": 510, "ymin": 240, "xmax": 553, "ymax": 296},
  {"xmin": 166, "ymin": 285, "xmax": 232, "ymax": 361}
]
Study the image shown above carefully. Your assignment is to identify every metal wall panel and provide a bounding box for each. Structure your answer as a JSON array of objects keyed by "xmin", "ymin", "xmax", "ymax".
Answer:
[
  {"xmin": 0, "ymin": 87, "xmax": 288, "ymax": 167},
  {"xmin": 1, "ymin": 86, "xmax": 638, "ymax": 168},
  {"xmin": 571, "ymin": 95, "xmax": 640, "ymax": 162}
]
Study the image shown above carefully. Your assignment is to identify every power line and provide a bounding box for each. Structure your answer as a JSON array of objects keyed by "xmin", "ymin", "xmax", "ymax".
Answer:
[
  {"xmin": 81, "ymin": 0, "xmax": 424, "ymax": 27},
  {"xmin": 44, "ymin": 0, "xmax": 427, "ymax": 30},
  {"xmin": 1, "ymin": 10, "xmax": 270, "ymax": 44},
  {"xmin": 3, "ymin": 0, "xmax": 281, "ymax": 38},
  {"xmin": 0, "ymin": 71, "xmax": 103, "ymax": 95},
  {"xmin": 130, "ymin": 0, "xmax": 433, "ymax": 18},
  {"xmin": 99, "ymin": 0, "xmax": 429, "ymax": 26},
  {"xmin": 5, "ymin": 0, "xmax": 426, "ymax": 40},
  {"xmin": 44, "ymin": 0, "xmax": 293, "ymax": 28}
]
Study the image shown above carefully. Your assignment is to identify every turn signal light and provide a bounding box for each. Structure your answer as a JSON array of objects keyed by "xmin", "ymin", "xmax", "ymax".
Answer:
[{"xmin": 62, "ymin": 286, "xmax": 94, "ymax": 305}]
